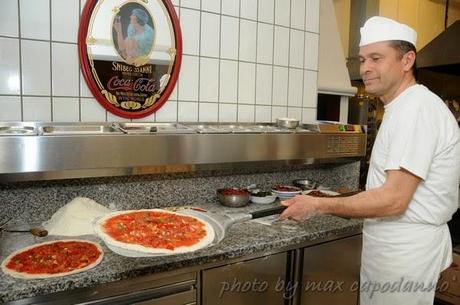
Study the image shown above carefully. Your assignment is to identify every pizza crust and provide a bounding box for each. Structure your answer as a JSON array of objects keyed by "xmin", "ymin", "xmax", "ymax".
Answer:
[
  {"xmin": 1, "ymin": 239, "xmax": 104, "ymax": 279},
  {"xmin": 95, "ymin": 209, "xmax": 215, "ymax": 255}
]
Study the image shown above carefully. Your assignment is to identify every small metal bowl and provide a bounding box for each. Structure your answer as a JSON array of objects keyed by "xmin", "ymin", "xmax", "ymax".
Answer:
[
  {"xmin": 276, "ymin": 118, "xmax": 299, "ymax": 129},
  {"xmin": 292, "ymin": 179, "xmax": 318, "ymax": 190},
  {"xmin": 217, "ymin": 188, "xmax": 250, "ymax": 207}
]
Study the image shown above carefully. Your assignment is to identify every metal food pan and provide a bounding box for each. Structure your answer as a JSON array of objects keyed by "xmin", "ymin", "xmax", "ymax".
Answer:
[
  {"xmin": 118, "ymin": 123, "xmax": 195, "ymax": 134},
  {"xmin": 184, "ymin": 124, "xmax": 231, "ymax": 134},
  {"xmin": 41, "ymin": 125, "xmax": 123, "ymax": 135},
  {"xmin": 0, "ymin": 125, "xmax": 37, "ymax": 136}
]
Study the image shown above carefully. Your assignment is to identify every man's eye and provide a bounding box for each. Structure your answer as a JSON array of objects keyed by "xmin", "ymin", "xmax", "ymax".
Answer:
[
  {"xmin": 372, "ymin": 57, "xmax": 381, "ymax": 62},
  {"xmin": 359, "ymin": 58, "xmax": 365, "ymax": 63}
]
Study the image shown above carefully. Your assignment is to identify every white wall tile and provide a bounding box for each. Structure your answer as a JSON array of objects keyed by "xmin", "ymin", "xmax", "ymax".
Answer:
[
  {"xmin": 80, "ymin": 97, "xmax": 106, "ymax": 121},
  {"xmin": 80, "ymin": 71, "xmax": 93, "ymax": 97},
  {"xmin": 303, "ymin": 70, "xmax": 317, "ymax": 107},
  {"xmin": 202, "ymin": 0, "xmax": 220, "ymax": 13},
  {"xmin": 289, "ymin": 29, "xmax": 304, "ymax": 68},
  {"xmin": 51, "ymin": 0, "xmax": 79, "ymax": 42},
  {"xmin": 288, "ymin": 68, "xmax": 303, "ymax": 107},
  {"xmin": 222, "ymin": 0, "xmax": 239, "ymax": 17},
  {"xmin": 0, "ymin": 96, "xmax": 21, "ymax": 121},
  {"xmin": 219, "ymin": 60, "xmax": 238, "ymax": 103},
  {"xmin": 241, "ymin": 0, "xmax": 257, "ymax": 20},
  {"xmin": 274, "ymin": 0, "xmax": 290, "ymax": 27},
  {"xmin": 273, "ymin": 26, "xmax": 289, "ymax": 66},
  {"xmin": 21, "ymin": 40, "xmax": 50, "ymax": 95},
  {"xmin": 107, "ymin": 112, "xmax": 130, "ymax": 122},
  {"xmin": 181, "ymin": 0, "xmax": 200, "ymax": 10},
  {"xmin": 178, "ymin": 55, "xmax": 199, "ymax": 101},
  {"xmin": 255, "ymin": 64, "xmax": 272, "ymax": 105},
  {"xmin": 201, "ymin": 13, "xmax": 220, "ymax": 57},
  {"xmin": 155, "ymin": 101, "xmax": 177, "ymax": 122},
  {"xmin": 255, "ymin": 105, "xmax": 271, "ymax": 122},
  {"xmin": 199, "ymin": 57, "xmax": 219, "ymax": 102},
  {"xmin": 219, "ymin": 103, "xmax": 237, "ymax": 122},
  {"xmin": 239, "ymin": 20, "xmax": 256, "ymax": 62},
  {"xmin": 0, "ymin": 0, "xmax": 19, "ymax": 37},
  {"xmin": 20, "ymin": 0, "xmax": 49, "ymax": 40},
  {"xmin": 305, "ymin": 32, "xmax": 319, "ymax": 70},
  {"xmin": 258, "ymin": 0, "xmax": 274, "ymax": 23},
  {"xmin": 237, "ymin": 104, "xmax": 254, "ymax": 122},
  {"xmin": 52, "ymin": 97, "xmax": 79, "ymax": 121},
  {"xmin": 302, "ymin": 107, "xmax": 317, "ymax": 123},
  {"xmin": 199, "ymin": 103, "xmax": 218, "ymax": 122},
  {"xmin": 256, "ymin": 23, "xmax": 273, "ymax": 64},
  {"xmin": 23, "ymin": 96, "xmax": 51, "ymax": 121},
  {"xmin": 306, "ymin": 0, "xmax": 320, "ymax": 33},
  {"xmin": 238, "ymin": 62, "xmax": 255, "ymax": 104},
  {"xmin": 178, "ymin": 101, "xmax": 198, "ymax": 122},
  {"xmin": 132, "ymin": 112, "xmax": 155, "ymax": 122},
  {"xmin": 0, "ymin": 38, "xmax": 20, "ymax": 95},
  {"xmin": 220, "ymin": 16, "xmax": 239, "ymax": 60},
  {"xmin": 52, "ymin": 43, "xmax": 79, "ymax": 96},
  {"xmin": 271, "ymin": 106, "xmax": 287, "ymax": 121},
  {"xmin": 180, "ymin": 8, "xmax": 200, "ymax": 55},
  {"xmin": 169, "ymin": 82, "xmax": 178, "ymax": 100},
  {"xmin": 290, "ymin": 0, "xmax": 305, "ymax": 30},
  {"xmin": 272, "ymin": 66, "xmax": 288, "ymax": 106},
  {"xmin": 1, "ymin": 0, "xmax": 321, "ymax": 124},
  {"xmin": 287, "ymin": 107, "xmax": 301, "ymax": 120}
]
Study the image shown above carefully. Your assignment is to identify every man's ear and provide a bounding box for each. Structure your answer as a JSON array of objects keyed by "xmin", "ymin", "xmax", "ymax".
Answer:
[{"xmin": 402, "ymin": 51, "xmax": 416, "ymax": 72}]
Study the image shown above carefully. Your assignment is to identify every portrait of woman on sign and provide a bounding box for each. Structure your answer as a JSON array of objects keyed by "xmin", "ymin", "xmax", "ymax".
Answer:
[{"xmin": 113, "ymin": 3, "xmax": 155, "ymax": 66}]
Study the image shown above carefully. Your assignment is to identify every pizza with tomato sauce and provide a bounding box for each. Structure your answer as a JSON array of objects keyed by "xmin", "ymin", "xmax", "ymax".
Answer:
[
  {"xmin": 1, "ymin": 240, "xmax": 103, "ymax": 279},
  {"xmin": 95, "ymin": 209, "xmax": 215, "ymax": 255}
]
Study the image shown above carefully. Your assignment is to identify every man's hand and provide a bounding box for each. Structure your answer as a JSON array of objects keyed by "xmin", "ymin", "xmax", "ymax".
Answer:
[{"xmin": 280, "ymin": 195, "xmax": 320, "ymax": 221}]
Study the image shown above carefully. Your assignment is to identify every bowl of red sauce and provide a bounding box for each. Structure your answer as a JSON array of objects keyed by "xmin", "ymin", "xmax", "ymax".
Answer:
[{"xmin": 217, "ymin": 188, "xmax": 250, "ymax": 207}]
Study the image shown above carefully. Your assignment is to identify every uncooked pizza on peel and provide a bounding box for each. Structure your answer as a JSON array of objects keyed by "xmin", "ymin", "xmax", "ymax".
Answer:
[
  {"xmin": 2, "ymin": 240, "xmax": 103, "ymax": 279},
  {"xmin": 95, "ymin": 209, "xmax": 215, "ymax": 255}
]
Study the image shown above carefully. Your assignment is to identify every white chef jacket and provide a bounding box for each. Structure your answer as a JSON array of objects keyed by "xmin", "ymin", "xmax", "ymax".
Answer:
[{"xmin": 361, "ymin": 84, "xmax": 460, "ymax": 305}]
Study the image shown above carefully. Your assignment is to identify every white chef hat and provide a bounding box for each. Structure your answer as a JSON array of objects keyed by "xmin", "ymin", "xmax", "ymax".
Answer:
[{"xmin": 359, "ymin": 16, "xmax": 417, "ymax": 48}]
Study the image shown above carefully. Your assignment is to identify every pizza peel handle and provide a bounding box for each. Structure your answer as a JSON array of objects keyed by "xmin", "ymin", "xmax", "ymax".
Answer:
[{"xmin": 250, "ymin": 206, "xmax": 287, "ymax": 219}]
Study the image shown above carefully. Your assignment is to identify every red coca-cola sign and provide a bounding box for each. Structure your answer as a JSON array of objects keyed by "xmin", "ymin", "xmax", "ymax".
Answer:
[{"xmin": 78, "ymin": 0, "xmax": 182, "ymax": 118}]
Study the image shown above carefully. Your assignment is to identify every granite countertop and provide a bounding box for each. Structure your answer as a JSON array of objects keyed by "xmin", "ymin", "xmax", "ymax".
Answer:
[{"xmin": 0, "ymin": 201, "xmax": 363, "ymax": 303}]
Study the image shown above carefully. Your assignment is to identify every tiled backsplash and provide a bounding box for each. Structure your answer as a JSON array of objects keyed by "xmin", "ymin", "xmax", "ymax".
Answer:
[{"xmin": 0, "ymin": 0, "xmax": 319, "ymax": 123}]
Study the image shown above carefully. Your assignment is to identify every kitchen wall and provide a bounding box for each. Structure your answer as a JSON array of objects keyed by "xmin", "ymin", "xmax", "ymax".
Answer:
[
  {"xmin": 0, "ymin": 0, "xmax": 320, "ymax": 123},
  {"xmin": 333, "ymin": 0, "xmax": 460, "ymax": 57}
]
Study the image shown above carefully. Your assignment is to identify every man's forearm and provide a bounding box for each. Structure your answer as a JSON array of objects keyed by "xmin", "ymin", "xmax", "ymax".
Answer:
[{"xmin": 317, "ymin": 187, "xmax": 408, "ymax": 218}]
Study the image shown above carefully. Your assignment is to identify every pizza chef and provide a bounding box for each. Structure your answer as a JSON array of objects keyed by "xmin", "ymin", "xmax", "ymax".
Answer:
[{"xmin": 281, "ymin": 16, "xmax": 460, "ymax": 304}]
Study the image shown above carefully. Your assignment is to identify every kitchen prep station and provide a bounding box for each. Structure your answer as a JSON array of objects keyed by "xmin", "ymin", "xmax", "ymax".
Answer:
[
  {"xmin": 0, "ymin": 120, "xmax": 365, "ymax": 305},
  {"xmin": 0, "ymin": 0, "xmax": 367, "ymax": 303}
]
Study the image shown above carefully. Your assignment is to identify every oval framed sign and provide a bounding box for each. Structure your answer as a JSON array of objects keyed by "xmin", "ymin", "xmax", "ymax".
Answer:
[{"xmin": 79, "ymin": 0, "xmax": 182, "ymax": 118}]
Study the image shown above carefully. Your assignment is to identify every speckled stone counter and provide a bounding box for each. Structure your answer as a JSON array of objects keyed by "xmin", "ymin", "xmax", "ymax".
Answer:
[
  {"xmin": 0, "ymin": 201, "xmax": 362, "ymax": 303},
  {"xmin": 0, "ymin": 161, "xmax": 362, "ymax": 303}
]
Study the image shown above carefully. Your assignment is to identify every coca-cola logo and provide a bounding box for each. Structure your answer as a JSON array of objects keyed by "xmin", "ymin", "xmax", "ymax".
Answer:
[{"xmin": 107, "ymin": 76, "xmax": 157, "ymax": 92}]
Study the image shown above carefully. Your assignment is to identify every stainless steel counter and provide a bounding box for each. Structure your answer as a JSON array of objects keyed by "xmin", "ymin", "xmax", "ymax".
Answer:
[{"xmin": 0, "ymin": 122, "xmax": 366, "ymax": 181}]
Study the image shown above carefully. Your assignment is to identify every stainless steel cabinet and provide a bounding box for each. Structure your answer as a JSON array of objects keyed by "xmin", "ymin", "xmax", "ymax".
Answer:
[
  {"xmin": 6, "ymin": 272, "xmax": 197, "ymax": 305},
  {"xmin": 202, "ymin": 252, "xmax": 288, "ymax": 305},
  {"xmin": 300, "ymin": 234, "xmax": 362, "ymax": 305}
]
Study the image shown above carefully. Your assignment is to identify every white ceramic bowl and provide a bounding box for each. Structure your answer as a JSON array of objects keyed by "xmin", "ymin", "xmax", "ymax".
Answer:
[{"xmin": 250, "ymin": 194, "xmax": 277, "ymax": 204}]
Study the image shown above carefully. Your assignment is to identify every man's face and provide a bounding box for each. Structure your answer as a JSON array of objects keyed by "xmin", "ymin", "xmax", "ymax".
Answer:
[{"xmin": 359, "ymin": 41, "xmax": 406, "ymax": 98}]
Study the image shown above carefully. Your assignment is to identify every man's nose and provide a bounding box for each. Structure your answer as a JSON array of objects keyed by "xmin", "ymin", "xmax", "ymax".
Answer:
[{"xmin": 360, "ymin": 60, "xmax": 371, "ymax": 77}]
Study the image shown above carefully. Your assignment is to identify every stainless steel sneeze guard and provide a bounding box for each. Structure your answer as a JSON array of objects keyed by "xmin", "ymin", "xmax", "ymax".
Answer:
[{"xmin": 0, "ymin": 122, "xmax": 366, "ymax": 181}]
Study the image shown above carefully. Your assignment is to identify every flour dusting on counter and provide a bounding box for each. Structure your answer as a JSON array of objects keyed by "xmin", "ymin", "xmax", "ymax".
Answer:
[{"xmin": 43, "ymin": 197, "xmax": 112, "ymax": 236}]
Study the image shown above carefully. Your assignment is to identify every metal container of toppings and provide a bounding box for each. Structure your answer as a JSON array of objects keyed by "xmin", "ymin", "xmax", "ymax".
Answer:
[{"xmin": 216, "ymin": 188, "xmax": 250, "ymax": 207}]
